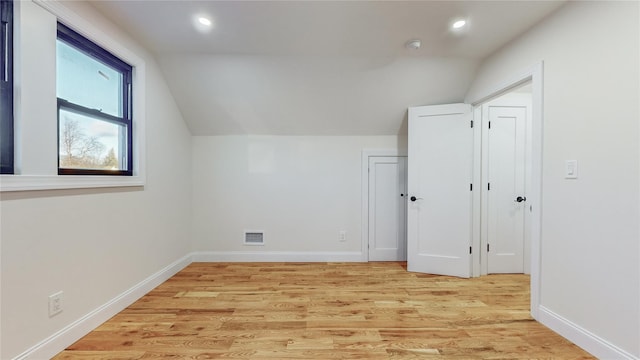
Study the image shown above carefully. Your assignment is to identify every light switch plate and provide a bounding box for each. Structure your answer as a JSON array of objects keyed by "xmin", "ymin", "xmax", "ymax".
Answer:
[{"xmin": 565, "ymin": 160, "xmax": 578, "ymax": 179}]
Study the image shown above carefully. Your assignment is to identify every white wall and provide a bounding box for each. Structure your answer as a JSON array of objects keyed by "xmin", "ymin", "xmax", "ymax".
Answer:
[
  {"xmin": 192, "ymin": 135, "xmax": 401, "ymax": 259},
  {"xmin": 0, "ymin": 1, "xmax": 192, "ymax": 358},
  {"xmin": 467, "ymin": 1, "xmax": 639, "ymax": 358},
  {"xmin": 3, "ymin": 0, "xmax": 637, "ymax": 358}
]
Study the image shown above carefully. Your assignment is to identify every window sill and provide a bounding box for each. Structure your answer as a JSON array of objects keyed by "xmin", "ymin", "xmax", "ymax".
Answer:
[{"xmin": 0, "ymin": 174, "xmax": 144, "ymax": 192}]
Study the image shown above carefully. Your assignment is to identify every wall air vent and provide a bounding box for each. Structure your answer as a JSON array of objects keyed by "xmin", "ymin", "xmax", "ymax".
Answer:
[{"xmin": 244, "ymin": 231, "xmax": 265, "ymax": 246}]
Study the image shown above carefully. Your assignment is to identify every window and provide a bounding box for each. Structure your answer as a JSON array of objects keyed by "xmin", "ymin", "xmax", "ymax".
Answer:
[
  {"xmin": 1, "ymin": 0, "xmax": 13, "ymax": 174},
  {"xmin": 0, "ymin": 1, "xmax": 146, "ymax": 192},
  {"xmin": 57, "ymin": 22, "xmax": 133, "ymax": 175}
]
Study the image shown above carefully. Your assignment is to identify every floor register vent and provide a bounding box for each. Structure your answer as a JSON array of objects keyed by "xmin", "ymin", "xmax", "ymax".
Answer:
[{"xmin": 244, "ymin": 231, "xmax": 265, "ymax": 246}]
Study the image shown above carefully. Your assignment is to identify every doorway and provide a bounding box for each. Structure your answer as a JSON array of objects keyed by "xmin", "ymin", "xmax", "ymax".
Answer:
[
  {"xmin": 469, "ymin": 63, "xmax": 543, "ymax": 318},
  {"xmin": 405, "ymin": 62, "xmax": 543, "ymax": 318}
]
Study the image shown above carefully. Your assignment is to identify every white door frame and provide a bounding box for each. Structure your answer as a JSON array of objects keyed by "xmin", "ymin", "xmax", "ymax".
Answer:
[
  {"xmin": 468, "ymin": 61, "xmax": 544, "ymax": 320},
  {"xmin": 361, "ymin": 148, "xmax": 407, "ymax": 262}
]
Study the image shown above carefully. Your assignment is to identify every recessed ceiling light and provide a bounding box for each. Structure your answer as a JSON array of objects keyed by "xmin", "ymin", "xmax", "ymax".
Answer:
[
  {"xmin": 193, "ymin": 14, "xmax": 214, "ymax": 33},
  {"xmin": 452, "ymin": 19, "xmax": 467, "ymax": 29},
  {"xmin": 198, "ymin": 17, "xmax": 212, "ymax": 27}
]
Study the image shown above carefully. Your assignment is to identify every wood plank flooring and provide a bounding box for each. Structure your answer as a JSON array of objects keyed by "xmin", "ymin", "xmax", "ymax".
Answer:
[{"xmin": 54, "ymin": 262, "xmax": 593, "ymax": 359}]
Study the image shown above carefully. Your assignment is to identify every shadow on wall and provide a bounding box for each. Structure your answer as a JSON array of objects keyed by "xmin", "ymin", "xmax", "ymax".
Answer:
[{"xmin": 0, "ymin": 186, "xmax": 144, "ymax": 201}]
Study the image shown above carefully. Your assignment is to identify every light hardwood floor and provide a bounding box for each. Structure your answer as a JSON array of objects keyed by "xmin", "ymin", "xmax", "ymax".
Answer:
[{"xmin": 54, "ymin": 262, "xmax": 593, "ymax": 359}]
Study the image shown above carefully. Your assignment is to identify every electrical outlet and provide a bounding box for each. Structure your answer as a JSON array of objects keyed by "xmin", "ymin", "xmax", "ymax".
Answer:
[
  {"xmin": 49, "ymin": 291, "xmax": 63, "ymax": 317},
  {"xmin": 338, "ymin": 230, "xmax": 347, "ymax": 242}
]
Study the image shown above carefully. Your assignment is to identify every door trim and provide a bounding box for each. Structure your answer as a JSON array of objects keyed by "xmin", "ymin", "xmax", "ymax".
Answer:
[
  {"xmin": 467, "ymin": 61, "xmax": 544, "ymax": 320},
  {"xmin": 361, "ymin": 149, "xmax": 407, "ymax": 262}
]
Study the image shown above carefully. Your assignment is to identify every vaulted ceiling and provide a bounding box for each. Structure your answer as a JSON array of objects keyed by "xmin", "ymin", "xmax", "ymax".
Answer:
[{"xmin": 92, "ymin": 1, "xmax": 565, "ymax": 135}]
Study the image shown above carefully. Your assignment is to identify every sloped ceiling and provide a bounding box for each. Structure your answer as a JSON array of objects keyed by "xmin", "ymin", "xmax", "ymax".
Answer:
[{"xmin": 91, "ymin": 1, "xmax": 565, "ymax": 135}]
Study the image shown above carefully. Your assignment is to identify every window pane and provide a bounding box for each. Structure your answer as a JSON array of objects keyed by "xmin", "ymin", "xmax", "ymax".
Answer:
[
  {"xmin": 59, "ymin": 108, "xmax": 127, "ymax": 171},
  {"xmin": 56, "ymin": 40, "xmax": 123, "ymax": 118}
]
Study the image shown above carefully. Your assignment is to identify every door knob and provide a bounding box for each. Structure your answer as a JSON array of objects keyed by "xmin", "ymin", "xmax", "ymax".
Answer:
[
  {"xmin": 515, "ymin": 196, "xmax": 527, "ymax": 203},
  {"xmin": 410, "ymin": 196, "xmax": 423, "ymax": 202}
]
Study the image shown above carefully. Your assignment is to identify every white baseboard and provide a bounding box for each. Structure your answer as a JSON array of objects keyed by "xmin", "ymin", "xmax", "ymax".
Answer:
[
  {"xmin": 192, "ymin": 251, "xmax": 365, "ymax": 263},
  {"xmin": 13, "ymin": 254, "xmax": 193, "ymax": 360},
  {"xmin": 538, "ymin": 305, "xmax": 638, "ymax": 360}
]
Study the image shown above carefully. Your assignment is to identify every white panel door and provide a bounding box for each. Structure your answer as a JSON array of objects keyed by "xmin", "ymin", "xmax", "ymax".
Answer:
[
  {"xmin": 368, "ymin": 156, "xmax": 407, "ymax": 261},
  {"xmin": 486, "ymin": 106, "xmax": 527, "ymax": 273},
  {"xmin": 407, "ymin": 103, "xmax": 473, "ymax": 278}
]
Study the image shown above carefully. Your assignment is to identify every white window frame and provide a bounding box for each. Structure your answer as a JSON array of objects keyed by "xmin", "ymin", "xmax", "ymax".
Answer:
[{"xmin": 0, "ymin": 0, "xmax": 146, "ymax": 192}]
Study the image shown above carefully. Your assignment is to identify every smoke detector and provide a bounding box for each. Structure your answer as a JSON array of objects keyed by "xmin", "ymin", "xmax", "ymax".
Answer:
[{"xmin": 405, "ymin": 39, "xmax": 421, "ymax": 50}]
